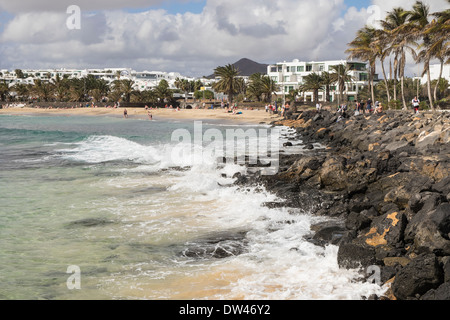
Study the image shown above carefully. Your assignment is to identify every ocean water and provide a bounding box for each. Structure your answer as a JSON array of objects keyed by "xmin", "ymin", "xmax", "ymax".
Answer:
[{"xmin": 0, "ymin": 114, "xmax": 385, "ymax": 300}]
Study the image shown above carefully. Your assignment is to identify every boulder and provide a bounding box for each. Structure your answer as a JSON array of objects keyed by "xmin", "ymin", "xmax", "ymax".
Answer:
[
  {"xmin": 318, "ymin": 156, "xmax": 348, "ymax": 191},
  {"xmin": 312, "ymin": 225, "xmax": 347, "ymax": 246},
  {"xmin": 432, "ymin": 176, "xmax": 450, "ymax": 195},
  {"xmin": 420, "ymin": 281, "xmax": 450, "ymax": 300},
  {"xmin": 345, "ymin": 211, "xmax": 372, "ymax": 232},
  {"xmin": 443, "ymin": 256, "xmax": 450, "ymax": 283},
  {"xmin": 392, "ymin": 253, "xmax": 444, "ymax": 300},
  {"xmin": 337, "ymin": 242, "xmax": 378, "ymax": 270},
  {"xmin": 373, "ymin": 172, "xmax": 432, "ymax": 209},
  {"xmin": 362, "ymin": 211, "xmax": 407, "ymax": 248},
  {"xmin": 408, "ymin": 192, "xmax": 446, "ymax": 214},
  {"xmin": 404, "ymin": 203, "xmax": 450, "ymax": 256}
]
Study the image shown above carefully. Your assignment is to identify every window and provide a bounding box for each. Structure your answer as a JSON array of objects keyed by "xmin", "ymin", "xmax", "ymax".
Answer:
[
  {"xmin": 270, "ymin": 67, "xmax": 277, "ymax": 73},
  {"xmin": 306, "ymin": 65, "xmax": 312, "ymax": 72},
  {"xmin": 285, "ymin": 86, "xmax": 294, "ymax": 93},
  {"xmin": 319, "ymin": 65, "xmax": 325, "ymax": 71},
  {"xmin": 286, "ymin": 66, "xmax": 290, "ymax": 72},
  {"xmin": 297, "ymin": 66, "xmax": 304, "ymax": 72}
]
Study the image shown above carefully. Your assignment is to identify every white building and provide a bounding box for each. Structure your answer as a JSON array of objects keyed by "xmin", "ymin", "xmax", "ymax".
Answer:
[
  {"xmin": 0, "ymin": 68, "xmax": 192, "ymax": 91},
  {"xmin": 266, "ymin": 59, "xmax": 374, "ymax": 103},
  {"xmin": 420, "ymin": 63, "xmax": 450, "ymax": 85}
]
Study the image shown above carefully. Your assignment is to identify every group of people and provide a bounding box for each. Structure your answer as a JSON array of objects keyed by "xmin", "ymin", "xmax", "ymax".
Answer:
[
  {"xmin": 123, "ymin": 106, "xmax": 153, "ymax": 120},
  {"xmin": 265, "ymin": 103, "xmax": 291, "ymax": 117},
  {"xmin": 354, "ymin": 99, "xmax": 383, "ymax": 115}
]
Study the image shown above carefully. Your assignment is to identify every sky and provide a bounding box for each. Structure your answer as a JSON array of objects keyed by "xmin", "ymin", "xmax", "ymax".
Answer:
[{"xmin": 0, "ymin": 0, "xmax": 448, "ymax": 78}]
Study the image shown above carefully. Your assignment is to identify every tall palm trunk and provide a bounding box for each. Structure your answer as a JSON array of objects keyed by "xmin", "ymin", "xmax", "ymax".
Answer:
[
  {"xmin": 400, "ymin": 51, "xmax": 408, "ymax": 110},
  {"xmin": 433, "ymin": 59, "xmax": 444, "ymax": 107},
  {"xmin": 370, "ymin": 60, "xmax": 376, "ymax": 103},
  {"xmin": 393, "ymin": 53, "xmax": 399, "ymax": 101},
  {"xmin": 381, "ymin": 58, "xmax": 391, "ymax": 105},
  {"xmin": 426, "ymin": 62, "xmax": 434, "ymax": 111}
]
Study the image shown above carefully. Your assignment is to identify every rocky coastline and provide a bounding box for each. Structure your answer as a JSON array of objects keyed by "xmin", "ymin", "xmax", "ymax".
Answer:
[{"xmin": 246, "ymin": 108, "xmax": 450, "ymax": 300}]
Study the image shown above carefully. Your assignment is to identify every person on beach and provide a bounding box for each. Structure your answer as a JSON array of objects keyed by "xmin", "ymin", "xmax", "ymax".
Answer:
[
  {"xmin": 123, "ymin": 108, "xmax": 128, "ymax": 118},
  {"xmin": 359, "ymin": 100, "xmax": 365, "ymax": 113},
  {"xmin": 412, "ymin": 97, "xmax": 420, "ymax": 114},
  {"xmin": 366, "ymin": 99, "xmax": 372, "ymax": 114},
  {"xmin": 375, "ymin": 102, "xmax": 383, "ymax": 114},
  {"xmin": 148, "ymin": 111, "xmax": 153, "ymax": 120},
  {"xmin": 316, "ymin": 102, "xmax": 322, "ymax": 113}
]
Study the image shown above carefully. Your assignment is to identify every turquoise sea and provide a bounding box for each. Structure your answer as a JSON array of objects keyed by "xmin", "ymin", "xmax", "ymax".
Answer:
[{"xmin": 0, "ymin": 114, "xmax": 384, "ymax": 300}]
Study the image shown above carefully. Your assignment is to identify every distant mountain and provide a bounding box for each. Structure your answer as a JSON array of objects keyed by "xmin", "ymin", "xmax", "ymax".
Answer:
[{"xmin": 206, "ymin": 58, "xmax": 269, "ymax": 78}]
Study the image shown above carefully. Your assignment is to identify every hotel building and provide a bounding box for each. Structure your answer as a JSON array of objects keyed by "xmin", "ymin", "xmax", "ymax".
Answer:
[
  {"xmin": 266, "ymin": 59, "xmax": 376, "ymax": 103},
  {"xmin": 0, "ymin": 68, "xmax": 193, "ymax": 91}
]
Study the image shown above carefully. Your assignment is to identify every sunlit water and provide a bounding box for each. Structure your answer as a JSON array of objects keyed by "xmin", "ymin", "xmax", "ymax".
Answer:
[{"xmin": 0, "ymin": 114, "xmax": 385, "ymax": 300}]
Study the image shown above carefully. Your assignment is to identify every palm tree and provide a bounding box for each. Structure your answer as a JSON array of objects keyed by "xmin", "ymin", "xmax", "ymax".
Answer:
[
  {"xmin": 142, "ymin": 89, "xmax": 158, "ymax": 104},
  {"xmin": 13, "ymin": 83, "xmax": 30, "ymax": 102},
  {"xmin": 0, "ymin": 81, "xmax": 11, "ymax": 102},
  {"xmin": 409, "ymin": 1, "xmax": 434, "ymax": 110},
  {"xmin": 381, "ymin": 7, "xmax": 411, "ymax": 105},
  {"xmin": 260, "ymin": 76, "xmax": 278, "ymax": 103},
  {"xmin": 52, "ymin": 74, "xmax": 69, "ymax": 101},
  {"xmin": 302, "ymin": 73, "xmax": 323, "ymax": 104},
  {"xmin": 213, "ymin": 64, "xmax": 241, "ymax": 104},
  {"xmin": 346, "ymin": 26, "xmax": 378, "ymax": 104},
  {"xmin": 155, "ymin": 79, "xmax": 173, "ymax": 102},
  {"xmin": 32, "ymin": 79, "xmax": 55, "ymax": 102},
  {"xmin": 373, "ymin": 28, "xmax": 392, "ymax": 105},
  {"xmin": 192, "ymin": 80, "xmax": 204, "ymax": 92},
  {"xmin": 329, "ymin": 64, "xmax": 354, "ymax": 106},
  {"xmin": 390, "ymin": 9, "xmax": 416, "ymax": 109},
  {"xmin": 246, "ymin": 73, "xmax": 265, "ymax": 102},
  {"xmin": 67, "ymin": 78, "xmax": 86, "ymax": 102},
  {"xmin": 120, "ymin": 79, "xmax": 135, "ymax": 103},
  {"xmin": 176, "ymin": 78, "xmax": 192, "ymax": 107},
  {"xmin": 15, "ymin": 69, "xmax": 25, "ymax": 79},
  {"xmin": 424, "ymin": 7, "xmax": 450, "ymax": 106},
  {"xmin": 320, "ymin": 71, "xmax": 333, "ymax": 103}
]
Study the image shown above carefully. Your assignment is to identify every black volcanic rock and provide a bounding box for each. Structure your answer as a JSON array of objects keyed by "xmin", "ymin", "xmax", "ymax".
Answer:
[{"xmin": 254, "ymin": 109, "xmax": 450, "ymax": 300}]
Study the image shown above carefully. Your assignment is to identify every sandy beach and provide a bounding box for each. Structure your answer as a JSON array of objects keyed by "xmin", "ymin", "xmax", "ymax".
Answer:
[{"xmin": 0, "ymin": 106, "xmax": 283, "ymax": 125}]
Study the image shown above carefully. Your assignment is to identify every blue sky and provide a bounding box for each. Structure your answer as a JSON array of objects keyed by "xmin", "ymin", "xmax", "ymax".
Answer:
[
  {"xmin": 127, "ymin": 0, "xmax": 207, "ymax": 15},
  {"xmin": 345, "ymin": 0, "xmax": 372, "ymax": 10}
]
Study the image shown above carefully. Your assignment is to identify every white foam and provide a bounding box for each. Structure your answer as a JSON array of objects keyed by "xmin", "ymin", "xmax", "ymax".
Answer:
[{"xmin": 58, "ymin": 134, "xmax": 385, "ymax": 299}]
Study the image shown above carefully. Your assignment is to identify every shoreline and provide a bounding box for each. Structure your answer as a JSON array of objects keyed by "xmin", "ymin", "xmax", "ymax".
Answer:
[
  {"xmin": 250, "ymin": 108, "xmax": 450, "ymax": 300},
  {"xmin": 0, "ymin": 106, "xmax": 283, "ymax": 125}
]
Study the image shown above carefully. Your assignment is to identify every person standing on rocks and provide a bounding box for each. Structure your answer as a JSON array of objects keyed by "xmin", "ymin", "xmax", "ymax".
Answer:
[
  {"xmin": 366, "ymin": 98, "xmax": 372, "ymax": 114},
  {"xmin": 412, "ymin": 97, "xmax": 420, "ymax": 114}
]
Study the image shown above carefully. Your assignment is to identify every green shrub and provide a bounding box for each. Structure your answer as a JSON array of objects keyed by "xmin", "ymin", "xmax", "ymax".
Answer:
[
  {"xmin": 388, "ymin": 99, "xmax": 402, "ymax": 110},
  {"xmin": 419, "ymin": 101, "xmax": 429, "ymax": 110}
]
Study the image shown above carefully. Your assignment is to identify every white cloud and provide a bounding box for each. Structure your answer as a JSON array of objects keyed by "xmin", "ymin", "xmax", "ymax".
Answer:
[
  {"xmin": 372, "ymin": 0, "xmax": 449, "ymax": 17},
  {"xmin": 0, "ymin": 0, "xmax": 447, "ymax": 77}
]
